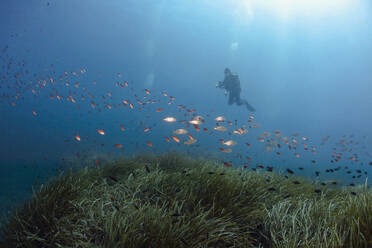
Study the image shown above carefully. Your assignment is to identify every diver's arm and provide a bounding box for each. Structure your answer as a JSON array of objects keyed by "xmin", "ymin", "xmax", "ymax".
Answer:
[
  {"xmin": 235, "ymin": 75, "xmax": 242, "ymax": 92},
  {"xmin": 216, "ymin": 81, "xmax": 224, "ymax": 88}
]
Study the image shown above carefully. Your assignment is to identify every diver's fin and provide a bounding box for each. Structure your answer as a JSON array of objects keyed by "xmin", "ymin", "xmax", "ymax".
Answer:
[{"xmin": 245, "ymin": 102, "xmax": 255, "ymax": 112}]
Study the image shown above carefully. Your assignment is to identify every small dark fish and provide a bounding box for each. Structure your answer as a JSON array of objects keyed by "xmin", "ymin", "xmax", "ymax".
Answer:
[
  {"xmin": 314, "ymin": 189, "xmax": 321, "ymax": 194},
  {"xmin": 171, "ymin": 213, "xmax": 181, "ymax": 217},
  {"xmin": 286, "ymin": 168, "xmax": 294, "ymax": 174},
  {"xmin": 268, "ymin": 187, "xmax": 276, "ymax": 191},
  {"xmin": 350, "ymin": 192, "xmax": 357, "ymax": 196},
  {"xmin": 208, "ymin": 171, "xmax": 215, "ymax": 174},
  {"xmin": 145, "ymin": 164, "xmax": 150, "ymax": 173},
  {"xmin": 180, "ymin": 237, "xmax": 189, "ymax": 246},
  {"xmin": 220, "ymin": 173, "xmax": 225, "ymax": 176},
  {"xmin": 349, "ymin": 183, "xmax": 355, "ymax": 186},
  {"xmin": 321, "ymin": 182, "xmax": 326, "ymax": 186},
  {"xmin": 293, "ymin": 181, "xmax": 300, "ymax": 184},
  {"xmin": 109, "ymin": 175, "xmax": 118, "ymax": 182}
]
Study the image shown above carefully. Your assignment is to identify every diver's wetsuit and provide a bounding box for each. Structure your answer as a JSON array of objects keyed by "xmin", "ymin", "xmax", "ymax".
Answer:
[{"xmin": 219, "ymin": 71, "xmax": 255, "ymax": 112}]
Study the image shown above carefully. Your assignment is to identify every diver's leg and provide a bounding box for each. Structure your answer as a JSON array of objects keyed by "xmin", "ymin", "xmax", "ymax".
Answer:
[
  {"xmin": 236, "ymin": 97, "xmax": 243, "ymax": 106},
  {"xmin": 243, "ymin": 99, "xmax": 256, "ymax": 112},
  {"xmin": 228, "ymin": 93, "xmax": 234, "ymax": 105},
  {"xmin": 238, "ymin": 98, "xmax": 256, "ymax": 112}
]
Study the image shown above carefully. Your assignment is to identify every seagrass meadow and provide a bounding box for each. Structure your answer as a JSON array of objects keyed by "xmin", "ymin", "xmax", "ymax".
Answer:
[{"xmin": 0, "ymin": 152, "xmax": 371, "ymax": 248}]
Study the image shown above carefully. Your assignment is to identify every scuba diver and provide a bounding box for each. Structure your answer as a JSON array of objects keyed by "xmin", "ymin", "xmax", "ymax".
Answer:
[{"xmin": 216, "ymin": 68, "xmax": 256, "ymax": 112}]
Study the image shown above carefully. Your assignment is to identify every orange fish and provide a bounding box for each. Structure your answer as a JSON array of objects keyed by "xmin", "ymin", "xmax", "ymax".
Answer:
[
  {"xmin": 147, "ymin": 141, "xmax": 153, "ymax": 147},
  {"xmin": 113, "ymin": 144, "xmax": 123, "ymax": 149},
  {"xmin": 223, "ymin": 140, "xmax": 237, "ymax": 146},
  {"xmin": 97, "ymin": 129, "xmax": 105, "ymax": 135},
  {"xmin": 95, "ymin": 159, "xmax": 102, "ymax": 166},
  {"xmin": 184, "ymin": 138, "xmax": 197, "ymax": 145},
  {"xmin": 32, "ymin": 110, "xmax": 37, "ymax": 116},
  {"xmin": 129, "ymin": 103, "xmax": 134, "ymax": 109},
  {"xmin": 156, "ymin": 108, "xmax": 163, "ymax": 112},
  {"xmin": 145, "ymin": 89, "xmax": 151, "ymax": 94},
  {"xmin": 74, "ymin": 134, "xmax": 81, "ymax": 141},
  {"xmin": 120, "ymin": 125, "xmax": 125, "ymax": 131},
  {"xmin": 164, "ymin": 137, "xmax": 171, "ymax": 142},
  {"xmin": 215, "ymin": 116, "xmax": 226, "ymax": 122},
  {"xmin": 223, "ymin": 162, "xmax": 232, "ymax": 167},
  {"xmin": 171, "ymin": 136, "xmax": 180, "ymax": 143},
  {"xmin": 173, "ymin": 129, "xmax": 188, "ymax": 135},
  {"xmin": 193, "ymin": 124, "xmax": 200, "ymax": 131},
  {"xmin": 189, "ymin": 119, "xmax": 202, "ymax": 125},
  {"xmin": 214, "ymin": 126, "xmax": 227, "ymax": 132},
  {"xmin": 163, "ymin": 117, "xmax": 177, "ymax": 122},
  {"xmin": 144, "ymin": 127, "xmax": 150, "ymax": 133},
  {"xmin": 219, "ymin": 147, "xmax": 232, "ymax": 153}
]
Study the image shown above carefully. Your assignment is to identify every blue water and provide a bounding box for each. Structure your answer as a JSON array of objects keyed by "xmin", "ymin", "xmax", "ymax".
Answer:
[{"xmin": 1, "ymin": 0, "xmax": 372, "ymax": 214}]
